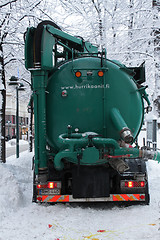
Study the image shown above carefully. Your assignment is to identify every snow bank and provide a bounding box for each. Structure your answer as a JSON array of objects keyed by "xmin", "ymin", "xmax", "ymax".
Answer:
[
  {"xmin": 0, "ymin": 163, "xmax": 23, "ymax": 219},
  {"xmin": 0, "ymin": 151, "xmax": 33, "ymax": 222}
]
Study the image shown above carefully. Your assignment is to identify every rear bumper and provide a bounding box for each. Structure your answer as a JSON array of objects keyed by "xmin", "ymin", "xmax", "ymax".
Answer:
[{"xmin": 37, "ymin": 193, "xmax": 146, "ymax": 203}]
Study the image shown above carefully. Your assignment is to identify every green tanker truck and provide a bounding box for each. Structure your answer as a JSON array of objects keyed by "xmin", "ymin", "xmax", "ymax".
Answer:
[{"xmin": 25, "ymin": 21, "xmax": 160, "ymax": 204}]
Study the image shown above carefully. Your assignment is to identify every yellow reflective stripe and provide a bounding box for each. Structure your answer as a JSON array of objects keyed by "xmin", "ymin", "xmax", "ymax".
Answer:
[{"xmin": 113, "ymin": 195, "xmax": 125, "ymax": 201}]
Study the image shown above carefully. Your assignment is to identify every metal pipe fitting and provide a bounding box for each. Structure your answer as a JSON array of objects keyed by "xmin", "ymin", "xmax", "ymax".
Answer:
[
  {"xmin": 120, "ymin": 127, "xmax": 134, "ymax": 143},
  {"xmin": 110, "ymin": 108, "xmax": 133, "ymax": 143}
]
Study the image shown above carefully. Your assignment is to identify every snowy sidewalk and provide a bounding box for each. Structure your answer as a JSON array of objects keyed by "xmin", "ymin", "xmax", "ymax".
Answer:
[{"xmin": 6, "ymin": 139, "xmax": 29, "ymax": 158}]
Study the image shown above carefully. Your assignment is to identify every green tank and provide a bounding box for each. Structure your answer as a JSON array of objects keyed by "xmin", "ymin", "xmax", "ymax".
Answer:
[
  {"xmin": 46, "ymin": 57, "xmax": 143, "ymax": 149},
  {"xmin": 25, "ymin": 21, "xmax": 154, "ymax": 173}
]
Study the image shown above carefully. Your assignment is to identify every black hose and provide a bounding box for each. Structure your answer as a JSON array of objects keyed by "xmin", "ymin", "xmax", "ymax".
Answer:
[{"xmin": 34, "ymin": 20, "xmax": 61, "ymax": 64}]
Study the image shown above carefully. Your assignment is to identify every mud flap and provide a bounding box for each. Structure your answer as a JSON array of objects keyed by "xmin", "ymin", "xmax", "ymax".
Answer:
[{"xmin": 72, "ymin": 166, "xmax": 110, "ymax": 198}]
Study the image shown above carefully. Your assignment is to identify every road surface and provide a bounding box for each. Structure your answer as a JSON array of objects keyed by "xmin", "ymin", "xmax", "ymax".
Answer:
[{"xmin": 6, "ymin": 143, "xmax": 29, "ymax": 158}]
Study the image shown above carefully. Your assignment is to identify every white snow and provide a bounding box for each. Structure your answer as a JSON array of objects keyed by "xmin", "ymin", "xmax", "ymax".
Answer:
[
  {"xmin": 0, "ymin": 134, "xmax": 160, "ymax": 240},
  {"xmin": 6, "ymin": 139, "xmax": 29, "ymax": 148}
]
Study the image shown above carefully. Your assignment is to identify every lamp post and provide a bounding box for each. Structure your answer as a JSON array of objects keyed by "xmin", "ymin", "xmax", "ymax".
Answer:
[{"xmin": 8, "ymin": 76, "xmax": 25, "ymax": 158}]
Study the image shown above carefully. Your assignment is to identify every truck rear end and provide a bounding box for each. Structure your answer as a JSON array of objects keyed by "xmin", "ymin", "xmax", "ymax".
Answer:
[{"xmin": 25, "ymin": 21, "xmax": 159, "ymax": 205}]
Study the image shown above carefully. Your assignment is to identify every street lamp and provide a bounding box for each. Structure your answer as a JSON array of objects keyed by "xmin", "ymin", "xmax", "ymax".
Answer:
[{"xmin": 8, "ymin": 76, "xmax": 25, "ymax": 158}]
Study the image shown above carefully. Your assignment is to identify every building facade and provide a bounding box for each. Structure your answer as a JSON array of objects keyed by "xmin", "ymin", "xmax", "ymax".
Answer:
[{"xmin": 5, "ymin": 92, "xmax": 29, "ymax": 140}]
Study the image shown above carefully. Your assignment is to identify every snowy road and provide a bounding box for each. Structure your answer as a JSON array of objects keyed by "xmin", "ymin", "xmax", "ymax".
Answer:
[
  {"xmin": 0, "ymin": 150, "xmax": 160, "ymax": 240},
  {"xmin": 6, "ymin": 143, "xmax": 29, "ymax": 157}
]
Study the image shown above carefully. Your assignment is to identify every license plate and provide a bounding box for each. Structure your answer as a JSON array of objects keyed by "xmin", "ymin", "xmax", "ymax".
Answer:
[{"xmin": 40, "ymin": 189, "xmax": 60, "ymax": 195}]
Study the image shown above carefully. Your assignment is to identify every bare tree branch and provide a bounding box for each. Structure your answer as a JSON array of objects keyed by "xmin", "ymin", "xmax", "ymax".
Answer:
[{"xmin": 0, "ymin": 0, "xmax": 18, "ymax": 8}]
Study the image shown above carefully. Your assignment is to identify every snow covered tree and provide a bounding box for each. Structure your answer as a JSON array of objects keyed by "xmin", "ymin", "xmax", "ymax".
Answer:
[
  {"xmin": 152, "ymin": 0, "xmax": 160, "ymax": 114},
  {"xmin": 0, "ymin": 1, "xmax": 12, "ymax": 163},
  {"xmin": 58, "ymin": 0, "xmax": 128, "ymax": 50},
  {"xmin": 55, "ymin": 0, "xmax": 159, "ymax": 116},
  {"xmin": 0, "ymin": 0, "xmax": 61, "ymax": 162},
  {"xmin": 58, "ymin": 0, "xmax": 105, "ymax": 45}
]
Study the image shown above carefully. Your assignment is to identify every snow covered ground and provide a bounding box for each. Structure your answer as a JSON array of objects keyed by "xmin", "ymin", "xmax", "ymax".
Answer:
[
  {"xmin": 0, "ymin": 133, "xmax": 160, "ymax": 240},
  {"xmin": 6, "ymin": 139, "xmax": 29, "ymax": 148}
]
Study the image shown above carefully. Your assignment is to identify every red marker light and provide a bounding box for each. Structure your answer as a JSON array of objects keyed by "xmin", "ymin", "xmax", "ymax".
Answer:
[
  {"xmin": 98, "ymin": 70, "xmax": 104, "ymax": 77},
  {"xmin": 140, "ymin": 195, "xmax": 145, "ymax": 199},
  {"xmin": 37, "ymin": 197, "xmax": 42, "ymax": 201},
  {"xmin": 75, "ymin": 71, "xmax": 81, "ymax": 78},
  {"xmin": 141, "ymin": 181, "xmax": 145, "ymax": 187}
]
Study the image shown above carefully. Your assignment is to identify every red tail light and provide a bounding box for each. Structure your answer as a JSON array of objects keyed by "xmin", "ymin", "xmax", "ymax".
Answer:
[
  {"xmin": 140, "ymin": 181, "xmax": 145, "ymax": 187},
  {"xmin": 128, "ymin": 181, "xmax": 133, "ymax": 188},
  {"xmin": 48, "ymin": 182, "xmax": 58, "ymax": 189},
  {"xmin": 37, "ymin": 184, "xmax": 47, "ymax": 189},
  {"xmin": 37, "ymin": 182, "xmax": 60, "ymax": 189},
  {"xmin": 124, "ymin": 181, "xmax": 145, "ymax": 188},
  {"xmin": 48, "ymin": 182, "xmax": 54, "ymax": 188}
]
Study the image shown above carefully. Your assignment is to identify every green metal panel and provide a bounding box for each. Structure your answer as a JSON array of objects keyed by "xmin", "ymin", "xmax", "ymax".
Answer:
[
  {"xmin": 41, "ymin": 26, "xmax": 55, "ymax": 70},
  {"xmin": 24, "ymin": 27, "xmax": 35, "ymax": 69},
  {"xmin": 46, "ymin": 25, "xmax": 83, "ymax": 47},
  {"xmin": 32, "ymin": 70, "xmax": 48, "ymax": 174}
]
